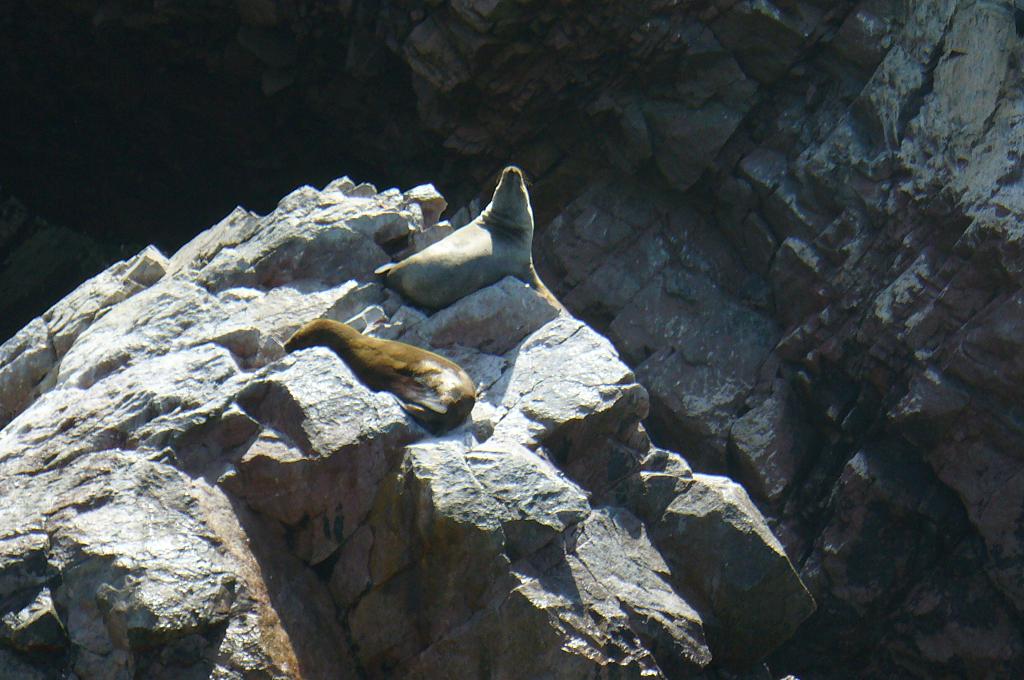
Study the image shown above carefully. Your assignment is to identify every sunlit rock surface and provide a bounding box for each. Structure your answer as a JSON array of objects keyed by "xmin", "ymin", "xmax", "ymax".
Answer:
[{"xmin": 0, "ymin": 178, "xmax": 811, "ymax": 678}]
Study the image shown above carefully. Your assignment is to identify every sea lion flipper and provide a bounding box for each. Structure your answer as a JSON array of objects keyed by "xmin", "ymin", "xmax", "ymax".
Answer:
[
  {"xmin": 397, "ymin": 384, "xmax": 450, "ymax": 415},
  {"xmin": 398, "ymin": 401, "xmax": 433, "ymax": 419},
  {"xmin": 528, "ymin": 264, "xmax": 567, "ymax": 312},
  {"xmin": 374, "ymin": 262, "xmax": 395, "ymax": 276}
]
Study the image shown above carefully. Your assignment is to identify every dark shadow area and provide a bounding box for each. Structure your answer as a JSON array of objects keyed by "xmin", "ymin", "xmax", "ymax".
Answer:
[
  {"xmin": 225, "ymin": 493, "xmax": 356, "ymax": 680},
  {"xmin": 0, "ymin": 3, "xmax": 430, "ymax": 239},
  {"xmin": 0, "ymin": 1, "xmax": 464, "ymax": 342}
]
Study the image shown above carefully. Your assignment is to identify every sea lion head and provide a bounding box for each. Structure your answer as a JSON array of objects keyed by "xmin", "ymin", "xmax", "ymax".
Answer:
[
  {"xmin": 284, "ymin": 318, "xmax": 355, "ymax": 354},
  {"xmin": 480, "ymin": 165, "xmax": 534, "ymax": 235}
]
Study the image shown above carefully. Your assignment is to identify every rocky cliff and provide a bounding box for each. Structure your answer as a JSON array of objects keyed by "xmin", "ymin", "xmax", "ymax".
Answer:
[
  {"xmin": 0, "ymin": 179, "xmax": 814, "ymax": 678},
  {"xmin": 3, "ymin": 1, "xmax": 1024, "ymax": 678}
]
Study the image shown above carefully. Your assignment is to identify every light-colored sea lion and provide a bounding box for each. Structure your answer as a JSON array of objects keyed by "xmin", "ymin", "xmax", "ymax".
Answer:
[
  {"xmin": 284, "ymin": 319, "xmax": 476, "ymax": 433},
  {"xmin": 375, "ymin": 165, "xmax": 564, "ymax": 311}
]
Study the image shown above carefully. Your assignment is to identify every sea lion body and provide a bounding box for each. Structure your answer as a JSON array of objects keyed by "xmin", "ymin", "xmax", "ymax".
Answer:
[
  {"xmin": 381, "ymin": 219, "xmax": 532, "ymax": 309},
  {"xmin": 284, "ymin": 319, "xmax": 476, "ymax": 433},
  {"xmin": 376, "ymin": 165, "xmax": 561, "ymax": 310}
]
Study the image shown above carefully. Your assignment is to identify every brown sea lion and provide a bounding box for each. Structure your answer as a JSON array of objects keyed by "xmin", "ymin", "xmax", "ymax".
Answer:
[
  {"xmin": 284, "ymin": 319, "xmax": 476, "ymax": 433},
  {"xmin": 374, "ymin": 165, "xmax": 564, "ymax": 311}
]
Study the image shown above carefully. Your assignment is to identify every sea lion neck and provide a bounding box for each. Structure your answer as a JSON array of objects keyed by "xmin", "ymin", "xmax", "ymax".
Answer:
[
  {"xmin": 480, "ymin": 166, "xmax": 534, "ymax": 237},
  {"xmin": 286, "ymin": 319, "xmax": 362, "ymax": 355},
  {"xmin": 319, "ymin": 321, "xmax": 363, "ymax": 357}
]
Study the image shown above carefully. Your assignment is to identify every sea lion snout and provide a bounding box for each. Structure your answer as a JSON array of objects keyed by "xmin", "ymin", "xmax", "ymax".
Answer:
[
  {"xmin": 485, "ymin": 165, "xmax": 533, "ymax": 233},
  {"xmin": 283, "ymin": 331, "xmax": 310, "ymax": 353},
  {"xmin": 500, "ymin": 165, "xmax": 525, "ymax": 183}
]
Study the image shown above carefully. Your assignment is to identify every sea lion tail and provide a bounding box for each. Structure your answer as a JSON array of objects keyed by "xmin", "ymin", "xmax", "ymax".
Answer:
[{"xmin": 529, "ymin": 265, "xmax": 567, "ymax": 313}]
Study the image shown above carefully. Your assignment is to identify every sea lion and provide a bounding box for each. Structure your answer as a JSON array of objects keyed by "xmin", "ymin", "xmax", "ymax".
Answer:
[
  {"xmin": 375, "ymin": 165, "xmax": 564, "ymax": 311},
  {"xmin": 284, "ymin": 319, "xmax": 476, "ymax": 433}
]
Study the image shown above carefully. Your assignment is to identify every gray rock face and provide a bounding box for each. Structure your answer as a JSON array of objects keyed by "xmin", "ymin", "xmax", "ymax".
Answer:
[
  {"xmin": 530, "ymin": 2, "xmax": 1024, "ymax": 677},
  {"xmin": 539, "ymin": 179, "xmax": 778, "ymax": 473},
  {"xmin": 4, "ymin": 0, "xmax": 1024, "ymax": 676},
  {"xmin": 651, "ymin": 473, "xmax": 815, "ymax": 667},
  {"xmin": 0, "ymin": 177, "xmax": 810, "ymax": 677}
]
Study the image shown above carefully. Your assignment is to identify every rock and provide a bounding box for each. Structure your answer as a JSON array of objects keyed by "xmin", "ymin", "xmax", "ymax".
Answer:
[
  {"xmin": 600, "ymin": 97, "xmax": 653, "ymax": 173},
  {"xmin": 394, "ymin": 220, "xmax": 456, "ymax": 262},
  {"xmin": 226, "ymin": 348, "xmax": 421, "ymax": 563},
  {"xmin": 407, "ymin": 275, "xmax": 561, "ymax": 355},
  {"xmin": 485, "ymin": 315, "xmax": 646, "ymax": 451},
  {"xmin": 721, "ymin": 209, "xmax": 778, "ymax": 278},
  {"xmin": 611, "ymin": 270, "xmax": 778, "ymax": 472},
  {"xmin": 450, "ymin": 0, "xmax": 526, "ymax": 33},
  {"xmin": 917, "ymin": 408, "xmax": 1024, "ymax": 613},
  {"xmin": 0, "ymin": 532, "xmax": 51, "ymax": 605},
  {"xmin": 0, "ymin": 344, "xmax": 243, "ymax": 476},
  {"xmin": 183, "ymin": 184, "xmax": 394, "ymax": 292},
  {"xmin": 739, "ymin": 148, "xmax": 789, "ymax": 200},
  {"xmin": 728, "ymin": 380, "xmax": 809, "ymax": 504},
  {"xmin": 398, "ymin": 503, "xmax": 711, "ymax": 680},
  {"xmin": 0, "ymin": 587, "xmax": 66, "ymax": 653},
  {"xmin": 349, "ymin": 439, "xmax": 711, "ymax": 677},
  {"xmin": 546, "ymin": 191, "xmax": 671, "ymax": 323},
  {"xmin": 770, "ymin": 237, "xmax": 829, "ymax": 328},
  {"xmin": 0, "ymin": 649, "xmax": 52, "ymax": 680},
  {"xmin": 0, "ymin": 450, "xmax": 297, "ymax": 678},
  {"xmin": 530, "ymin": 507, "xmax": 712, "ymax": 677},
  {"xmin": 776, "ymin": 444, "xmax": 974, "ymax": 675},
  {"xmin": 46, "ymin": 245, "xmax": 168, "ymax": 357},
  {"xmin": 712, "ymin": 1, "xmax": 815, "ymax": 84},
  {"xmin": 802, "ymin": 448, "xmax": 956, "ymax": 614},
  {"xmin": 403, "ymin": 18, "xmax": 471, "ymax": 92},
  {"xmin": 646, "ymin": 473, "xmax": 815, "ymax": 667},
  {"xmin": 762, "ymin": 177, "xmax": 830, "ymax": 243},
  {"xmin": 403, "ymin": 184, "xmax": 448, "ymax": 229},
  {"xmin": 882, "ymin": 539, "xmax": 1024, "ymax": 679},
  {"xmin": 536, "ymin": 176, "xmax": 777, "ymax": 474},
  {"xmin": 0, "ymin": 318, "xmax": 54, "ymax": 429},
  {"xmin": 237, "ymin": 0, "xmax": 278, "ymax": 27},
  {"xmin": 832, "ymin": 3, "xmax": 903, "ymax": 73},
  {"xmin": 0, "ymin": 244, "xmax": 170, "ymax": 429},
  {"xmin": 644, "ymin": 100, "xmax": 746, "ymax": 191},
  {"xmin": 0, "ymin": 213, "xmax": 119, "ymax": 350},
  {"xmin": 0, "ymin": 175, "xmax": 810, "ymax": 678},
  {"xmin": 613, "ymin": 447, "xmax": 696, "ymax": 525}
]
